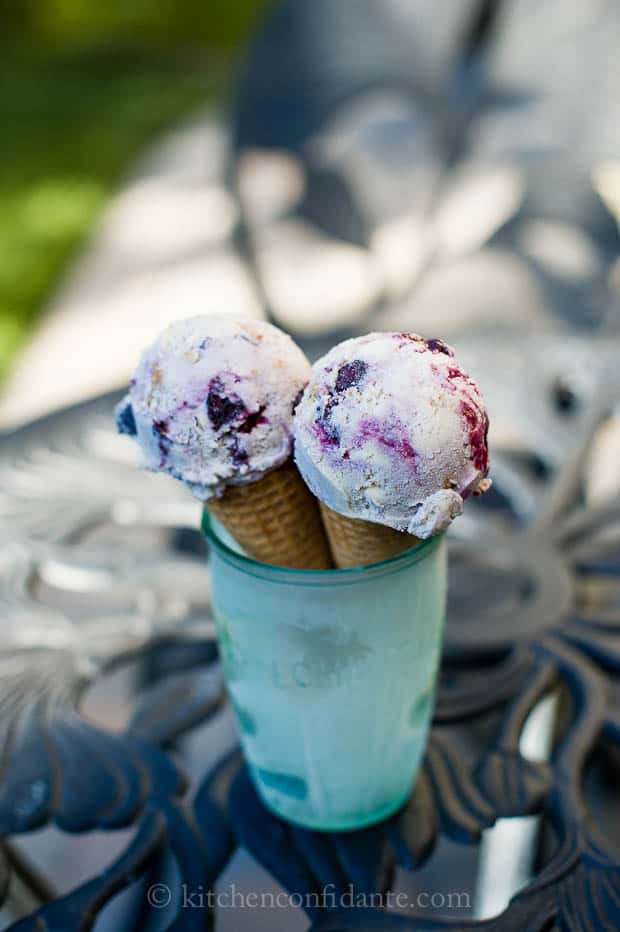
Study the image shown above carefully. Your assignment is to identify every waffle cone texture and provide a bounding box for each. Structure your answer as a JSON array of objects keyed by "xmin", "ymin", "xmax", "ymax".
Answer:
[
  {"xmin": 207, "ymin": 460, "xmax": 333, "ymax": 570},
  {"xmin": 320, "ymin": 503, "xmax": 419, "ymax": 569}
]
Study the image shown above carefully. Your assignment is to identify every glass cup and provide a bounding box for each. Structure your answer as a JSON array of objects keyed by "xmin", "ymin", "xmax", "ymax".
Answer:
[{"xmin": 202, "ymin": 513, "xmax": 447, "ymax": 832}]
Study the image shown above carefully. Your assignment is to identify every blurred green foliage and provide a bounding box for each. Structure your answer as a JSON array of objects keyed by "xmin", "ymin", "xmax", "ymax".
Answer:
[
  {"xmin": 0, "ymin": 48, "xmax": 214, "ymax": 381},
  {"xmin": 1, "ymin": 0, "xmax": 270, "ymax": 50},
  {"xmin": 0, "ymin": 1, "xmax": 272, "ymax": 384}
]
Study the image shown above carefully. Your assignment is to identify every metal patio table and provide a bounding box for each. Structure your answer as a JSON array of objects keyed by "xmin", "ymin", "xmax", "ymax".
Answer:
[{"xmin": 1, "ymin": 336, "xmax": 619, "ymax": 931}]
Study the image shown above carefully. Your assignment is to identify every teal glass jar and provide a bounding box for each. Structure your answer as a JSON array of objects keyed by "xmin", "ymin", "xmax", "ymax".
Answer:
[{"xmin": 202, "ymin": 513, "xmax": 447, "ymax": 832}]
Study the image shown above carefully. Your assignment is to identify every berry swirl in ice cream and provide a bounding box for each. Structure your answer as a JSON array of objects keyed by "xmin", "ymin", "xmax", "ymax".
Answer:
[
  {"xmin": 116, "ymin": 316, "xmax": 311, "ymax": 499},
  {"xmin": 294, "ymin": 332, "xmax": 491, "ymax": 538}
]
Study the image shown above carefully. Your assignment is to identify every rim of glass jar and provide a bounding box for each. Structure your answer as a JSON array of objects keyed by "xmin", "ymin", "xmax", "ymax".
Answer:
[{"xmin": 201, "ymin": 510, "xmax": 444, "ymax": 586}]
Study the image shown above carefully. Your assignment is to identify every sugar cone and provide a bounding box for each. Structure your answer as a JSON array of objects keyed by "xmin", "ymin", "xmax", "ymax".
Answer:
[
  {"xmin": 320, "ymin": 503, "xmax": 419, "ymax": 569},
  {"xmin": 206, "ymin": 460, "xmax": 333, "ymax": 569}
]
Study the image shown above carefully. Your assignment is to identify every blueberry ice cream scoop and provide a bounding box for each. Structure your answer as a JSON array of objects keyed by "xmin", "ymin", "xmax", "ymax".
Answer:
[
  {"xmin": 116, "ymin": 316, "xmax": 311, "ymax": 500},
  {"xmin": 294, "ymin": 332, "xmax": 491, "ymax": 539}
]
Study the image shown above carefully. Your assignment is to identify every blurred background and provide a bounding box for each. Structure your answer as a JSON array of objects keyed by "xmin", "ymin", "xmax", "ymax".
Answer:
[
  {"xmin": 2, "ymin": 0, "xmax": 619, "ymax": 434},
  {"xmin": 0, "ymin": 0, "xmax": 268, "ymax": 423}
]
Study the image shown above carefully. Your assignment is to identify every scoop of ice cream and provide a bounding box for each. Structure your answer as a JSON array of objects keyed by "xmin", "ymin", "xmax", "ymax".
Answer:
[
  {"xmin": 294, "ymin": 332, "xmax": 490, "ymax": 537},
  {"xmin": 116, "ymin": 316, "xmax": 311, "ymax": 499}
]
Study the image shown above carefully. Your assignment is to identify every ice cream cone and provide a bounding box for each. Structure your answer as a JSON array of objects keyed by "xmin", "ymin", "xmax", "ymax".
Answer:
[
  {"xmin": 320, "ymin": 503, "xmax": 419, "ymax": 569},
  {"xmin": 207, "ymin": 460, "xmax": 333, "ymax": 570},
  {"xmin": 294, "ymin": 332, "xmax": 490, "ymax": 555}
]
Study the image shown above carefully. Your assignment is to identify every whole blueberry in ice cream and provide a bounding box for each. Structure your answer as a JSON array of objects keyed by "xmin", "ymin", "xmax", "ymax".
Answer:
[
  {"xmin": 335, "ymin": 359, "xmax": 368, "ymax": 392},
  {"xmin": 294, "ymin": 332, "xmax": 490, "ymax": 538},
  {"xmin": 115, "ymin": 316, "xmax": 311, "ymax": 499},
  {"xmin": 115, "ymin": 401, "xmax": 137, "ymax": 436}
]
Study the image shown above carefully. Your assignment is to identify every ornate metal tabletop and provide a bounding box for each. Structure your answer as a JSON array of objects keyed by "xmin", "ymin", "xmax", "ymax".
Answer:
[{"xmin": 1, "ymin": 322, "xmax": 620, "ymax": 931}]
